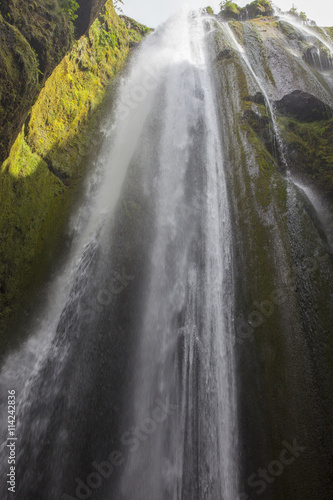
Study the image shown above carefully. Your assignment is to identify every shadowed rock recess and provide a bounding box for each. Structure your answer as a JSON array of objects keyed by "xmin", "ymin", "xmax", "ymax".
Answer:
[
  {"xmin": 275, "ymin": 90, "xmax": 333, "ymax": 122},
  {"xmin": 0, "ymin": 4, "xmax": 333, "ymax": 500}
]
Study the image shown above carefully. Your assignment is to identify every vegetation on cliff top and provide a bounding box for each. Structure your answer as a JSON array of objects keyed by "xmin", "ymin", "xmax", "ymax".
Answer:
[
  {"xmin": 219, "ymin": 0, "xmax": 273, "ymax": 21},
  {"xmin": 219, "ymin": 1, "xmax": 314, "ymax": 24}
]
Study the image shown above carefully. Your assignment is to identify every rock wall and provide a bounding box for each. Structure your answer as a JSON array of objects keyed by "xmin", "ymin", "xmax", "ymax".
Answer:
[
  {"xmin": 212, "ymin": 15, "xmax": 333, "ymax": 499},
  {"xmin": 0, "ymin": 0, "xmax": 148, "ymax": 336}
]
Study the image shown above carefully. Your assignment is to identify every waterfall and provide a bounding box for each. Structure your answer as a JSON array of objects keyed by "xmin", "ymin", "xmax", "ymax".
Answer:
[
  {"xmin": 0, "ymin": 9, "xmax": 238, "ymax": 500},
  {"xmin": 117, "ymin": 10, "xmax": 238, "ymax": 500}
]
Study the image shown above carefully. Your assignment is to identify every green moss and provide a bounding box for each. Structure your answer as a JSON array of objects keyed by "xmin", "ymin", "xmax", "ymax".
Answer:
[
  {"xmin": 278, "ymin": 116, "xmax": 333, "ymax": 207},
  {"xmin": 228, "ymin": 19, "xmax": 244, "ymax": 43},
  {"xmin": 214, "ymin": 13, "xmax": 333, "ymax": 486},
  {"xmin": 277, "ymin": 20, "xmax": 300, "ymax": 40},
  {"xmin": 241, "ymin": 119, "xmax": 275, "ymax": 174},
  {"xmin": 60, "ymin": 0, "xmax": 79, "ymax": 21},
  {"xmin": 25, "ymin": 5, "xmax": 132, "ymax": 177}
]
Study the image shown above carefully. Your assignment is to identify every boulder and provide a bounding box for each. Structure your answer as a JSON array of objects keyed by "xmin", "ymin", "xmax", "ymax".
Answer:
[{"xmin": 275, "ymin": 90, "xmax": 333, "ymax": 122}]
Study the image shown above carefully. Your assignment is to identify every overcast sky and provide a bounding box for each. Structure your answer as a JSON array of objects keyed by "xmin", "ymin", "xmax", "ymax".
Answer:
[{"xmin": 121, "ymin": 1, "xmax": 333, "ymax": 29}]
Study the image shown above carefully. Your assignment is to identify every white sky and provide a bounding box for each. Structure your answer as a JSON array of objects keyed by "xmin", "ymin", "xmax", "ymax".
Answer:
[{"xmin": 121, "ymin": 1, "xmax": 333, "ymax": 29}]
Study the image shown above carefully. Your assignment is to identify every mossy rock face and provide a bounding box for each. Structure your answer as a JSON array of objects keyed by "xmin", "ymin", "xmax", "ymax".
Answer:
[
  {"xmin": 0, "ymin": 0, "xmax": 73, "ymax": 74},
  {"xmin": 277, "ymin": 20, "xmax": 306, "ymax": 41},
  {"xmin": 215, "ymin": 48, "xmax": 234, "ymax": 62},
  {"xmin": 120, "ymin": 15, "xmax": 152, "ymax": 37},
  {"xmin": 242, "ymin": 105, "xmax": 275, "ymax": 157},
  {"xmin": 213, "ymin": 20, "xmax": 333, "ymax": 499},
  {"xmin": 280, "ymin": 116, "xmax": 333, "ymax": 208},
  {"xmin": 0, "ymin": 0, "xmax": 148, "ymax": 335},
  {"xmin": 0, "ymin": 0, "xmax": 119, "ymax": 165}
]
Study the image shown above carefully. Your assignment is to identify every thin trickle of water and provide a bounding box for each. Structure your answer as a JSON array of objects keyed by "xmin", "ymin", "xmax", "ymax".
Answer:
[
  {"xmin": 321, "ymin": 27, "xmax": 333, "ymax": 45},
  {"xmin": 215, "ymin": 20, "xmax": 288, "ymax": 167},
  {"xmin": 276, "ymin": 13, "xmax": 333, "ymax": 55}
]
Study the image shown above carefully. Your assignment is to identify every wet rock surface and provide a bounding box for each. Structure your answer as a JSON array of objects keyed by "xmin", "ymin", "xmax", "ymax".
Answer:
[
  {"xmin": 303, "ymin": 45, "xmax": 333, "ymax": 70},
  {"xmin": 215, "ymin": 48, "xmax": 233, "ymax": 62},
  {"xmin": 244, "ymin": 92, "xmax": 266, "ymax": 106}
]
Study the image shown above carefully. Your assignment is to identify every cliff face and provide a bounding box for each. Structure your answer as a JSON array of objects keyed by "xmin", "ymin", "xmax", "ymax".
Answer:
[
  {"xmin": 0, "ymin": 0, "xmax": 148, "ymax": 335},
  {"xmin": 212, "ymin": 15, "xmax": 333, "ymax": 499}
]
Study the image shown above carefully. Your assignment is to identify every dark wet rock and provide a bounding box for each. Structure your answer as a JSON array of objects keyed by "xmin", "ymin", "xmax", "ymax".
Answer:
[
  {"xmin": 75, "ymin": 0, "xmax": 108, "ymax": 37},
  {"xmin": 243, "ymin": 108, "xmax": 275, "ymax": 157},
  {"xmin": 244, "ymin": 92, "xmax": 266, "ymax": 106},
  {"xmin": 243, "ymin": 108, "xmax": 270, "ymax": 129},
  {"xmin": 275, "ymin": 90, "xmax": 333, "ymax": 122},
  {"xmin": 277, "ymin": 20, "xmax": 306, "ymax": 41},
  {"xmin": 215, "ymin": 48, "xmax": 233, "ymax": 62},
  {"xmin": 303, "ymin": 45, "xmax": 333, "ymax": 70}
]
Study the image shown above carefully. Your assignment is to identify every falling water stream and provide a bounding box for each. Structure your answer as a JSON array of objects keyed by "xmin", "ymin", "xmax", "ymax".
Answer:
[
  {"xmin": 214, "ymin": 19, "xmax": 288, "ymax": 166},
  {"xmin": 0, "ymin": 9, "xmax": 238, "ymax": 500},
  {"xmin": 275, "ymin": 12, "xmax": 333, "ymax": 54}
]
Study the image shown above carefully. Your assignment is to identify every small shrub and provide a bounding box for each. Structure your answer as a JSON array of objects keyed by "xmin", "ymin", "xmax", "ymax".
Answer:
[{"xmin": 60, "ymin": 0, "xmax": 79, "ymax": 21}]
